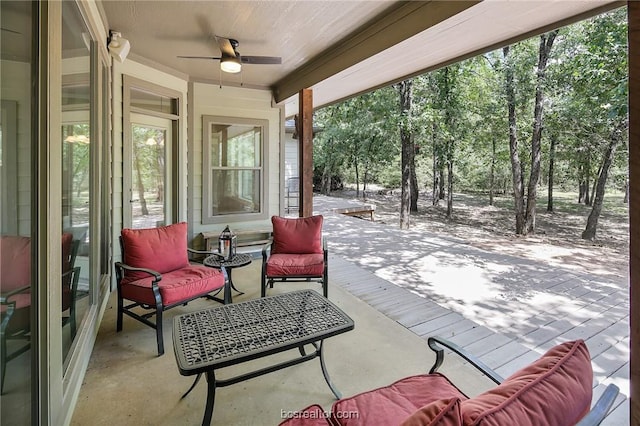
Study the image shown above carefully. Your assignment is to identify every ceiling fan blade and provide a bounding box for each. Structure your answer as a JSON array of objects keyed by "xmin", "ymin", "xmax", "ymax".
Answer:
[
  {"xmin": 240, "ymin": 56, "xmax": 282, "ymax": 65},
  {"xmin": 177, "ymin": 55, "xmax": 221, "ymax": 60},
  {"xmin": 215, "ymin": 36, "xmax": 236, "ymax": 58}
]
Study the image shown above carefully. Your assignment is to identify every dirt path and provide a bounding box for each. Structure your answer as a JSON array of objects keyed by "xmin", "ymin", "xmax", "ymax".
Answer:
[{"xmin": 326, "ymin": 187, "xmax": 629, "ymax": 281}]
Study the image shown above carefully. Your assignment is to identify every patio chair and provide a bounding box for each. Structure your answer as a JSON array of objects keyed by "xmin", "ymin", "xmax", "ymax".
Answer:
[
  {"xmin": 281, "ymin": 337, "xmax": 620, "ymax": 426},
  {"xmin": 115, "ymin": 222, "xmax": 229, "ymax": 356},
  {"xmin": 1, "ymin": 233, "xmax": 79, "ymax": 394},
  {"xmin": 261, "ymin": 215, "xmax": 328, "ymax": 298},
  {"xmin": 0, "ymin": 235, "xmax": 32, "ymax": 394}
]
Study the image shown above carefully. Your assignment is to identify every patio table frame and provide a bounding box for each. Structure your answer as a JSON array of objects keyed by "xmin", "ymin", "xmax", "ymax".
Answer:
[{"xmin": 172, "ymin": 289, "xmax": 355, "ymax": 425}]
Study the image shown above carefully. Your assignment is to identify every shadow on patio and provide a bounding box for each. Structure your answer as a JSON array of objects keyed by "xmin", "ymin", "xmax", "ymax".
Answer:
[{"xmin": 314, "ymin": 194, "xmax": 629, "ymax": 424}]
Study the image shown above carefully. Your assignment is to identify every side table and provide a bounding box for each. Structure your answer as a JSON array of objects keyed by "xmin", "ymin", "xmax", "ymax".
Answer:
[{"xmin": 203, "ymin": 253, "xmax": 252, "ymax": 300}]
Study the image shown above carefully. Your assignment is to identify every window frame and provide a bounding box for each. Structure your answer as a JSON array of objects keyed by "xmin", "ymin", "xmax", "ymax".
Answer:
[{"xmin": 202, "ymin": 115, "xmax": 268, "ymax": 224}]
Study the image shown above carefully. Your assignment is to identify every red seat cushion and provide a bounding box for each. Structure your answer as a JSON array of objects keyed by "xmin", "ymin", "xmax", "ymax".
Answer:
[
  {"xmin": 121, "ymin": 222, "xmax": 189, "ymax": 284},
  {"xmin": 272, "ymin": 215, "xmax": 323, "ymax": 254},
  {"xmin": 332, "ymin": 373, "xmax": 466, "ymax": 426},
  {"xmin": 1, "ymin": 235, "xmax": 32, "ymax": 293},
  {"xmin": 279, "ymin": 404, "xmax": 333, "ymax": 426},
  {"xmin": 401, "ymin": 398, "xmax": 463, "ymax": 426},
  {"xmin": 266, "ymin": 253, "xmax": 325, "ymax": 277},
  {"xmin": 460, "ymin": 339, "xmax": 592, "ymax": 426},
  {"xmin": 120, "ymin": 264, "xmax": 225, "ymax": 306}
]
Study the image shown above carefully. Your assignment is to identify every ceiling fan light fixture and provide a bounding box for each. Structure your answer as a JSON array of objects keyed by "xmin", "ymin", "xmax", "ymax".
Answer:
[{"xmin": 220, "ymin": 56, "xmax": 241, "ymax": 73}]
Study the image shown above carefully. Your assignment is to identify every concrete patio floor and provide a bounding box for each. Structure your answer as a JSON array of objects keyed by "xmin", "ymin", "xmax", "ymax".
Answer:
[
  {"xmin": 314, "ymin": 194, "xmax": 630, "ymax": 424},
  {"xmin": 70, "ymin": 262, "xmax": 491, "ymax": 425}
]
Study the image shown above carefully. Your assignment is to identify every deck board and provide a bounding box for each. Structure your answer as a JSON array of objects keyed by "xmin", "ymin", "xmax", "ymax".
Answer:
[{"xmin": 319, "ymin": 200, "xmax": 629, "ymax": 423}]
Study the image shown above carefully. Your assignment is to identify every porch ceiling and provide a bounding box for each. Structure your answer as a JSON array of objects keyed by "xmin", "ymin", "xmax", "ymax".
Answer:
[{"xmin": 101, "ymin": 0, "xmax": 621, "ymax": 116}]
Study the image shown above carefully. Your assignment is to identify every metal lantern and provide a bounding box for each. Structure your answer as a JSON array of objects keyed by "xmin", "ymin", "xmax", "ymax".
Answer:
[{"xmin": 218, "ymin": 225, "xmax": 237, "ymax": 261}]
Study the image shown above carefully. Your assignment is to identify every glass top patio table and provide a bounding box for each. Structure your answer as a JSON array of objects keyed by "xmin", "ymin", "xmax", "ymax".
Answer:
[{"xmin": 172, "ymin": 289, "xmax": 355, "ymax": 425}]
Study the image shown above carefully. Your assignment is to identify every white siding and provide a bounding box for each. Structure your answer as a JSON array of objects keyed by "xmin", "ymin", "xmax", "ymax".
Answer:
[{"xmin": 1, "ymin": 61, "xmax": 32, "ymax": 236}]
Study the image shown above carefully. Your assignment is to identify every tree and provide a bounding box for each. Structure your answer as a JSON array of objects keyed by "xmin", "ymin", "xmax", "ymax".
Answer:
[
  {"xmin": 577, "ymin": 9, "xmax": 628, "ymax": 239},
  {"xmin": 503, "ymin": 30, "xmax": 558, "ymax": 235},
  {"xmin": 503, "ymin": 45, "xmax": 526, "ymax": 234},
  {"xmin": 396, "ymin": 79, "xmax": 414, "ymax": 229},
  {"xmin": 524, "ymin": 30, "xmax": 558, "ymax": 233}
]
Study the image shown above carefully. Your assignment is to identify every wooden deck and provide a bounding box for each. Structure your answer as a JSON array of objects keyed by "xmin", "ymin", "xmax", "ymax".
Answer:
[{"xmin": 316, "ymin": 195, "xmax": 629, "ymax": 423}]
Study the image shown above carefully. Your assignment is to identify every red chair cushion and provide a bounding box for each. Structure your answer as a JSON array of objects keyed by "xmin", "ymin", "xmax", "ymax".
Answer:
[
  {"xmin": 332, "ymin": 373, "xmax": 466, "ymax": 426},
  {"xmin": 266, "ymin": 253, "xmax": 325, "ymax": 277},
  {"xmin": 279, "ymin": 404, "xmax": 332, "ymax": 426},
  {"xmin": 460, "ymin": 339, "xmax": 592, "ymax": 426},
  {"xmin": 1, "ymin": 235, "xmax": 32, "ymax": 292},
  {"xmin": 121, "ymin": 222, "xmax": 189, "ymax": 283},
  {"xmin": 401, "ymin": 398, "xmax": 463, "ymax": 426},
  {"xmin": 120, "ymin": 265, "xmax": 225, "ymax": 306},
  {"xmin": 0, "ymin": 291, "xmax": 31, "ymax": 312},
  {"xmin": 272, "ymin": 215, "xmax": 323, "ymax": 255}
]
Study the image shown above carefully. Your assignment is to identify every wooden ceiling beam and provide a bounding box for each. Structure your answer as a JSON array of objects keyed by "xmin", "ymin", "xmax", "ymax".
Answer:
[{"xmin": 272, "ymin": 0, "xmax": 479, "ymax": 104}]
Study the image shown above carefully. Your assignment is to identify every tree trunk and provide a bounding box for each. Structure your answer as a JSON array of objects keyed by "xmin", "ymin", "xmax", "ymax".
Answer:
[
  {"xmin": 397, "ymin": 79, "xmax": 413, "ymax": 230},
  {"xmin": 524, "ymin": 30, "xmax": 558, "ymax": 234},
  {"xmin": 584, "ymin": 155, "xmax": 591, "ymax": 205},
  {"xmin": 446, "ymin": 155, "xmax": 454, "ymax": 217},
  {"xmin": 582, "ymin": 122, "xmax": 625, "ymax": 240},
  {"xmin": 354, "ymin": 159, "xmax": 360, "ymax": 198},
  {"xmin": 489, "ymin": 138, "xmax": 496, "ymax": 206},
  {"xmin": 547, "ymin": 134, "xmax": 557, "ymax": 212},
  {"xmin": 134, "ymin": 148, "xmax": 149, "ymax": 216},
  {"xmin": 432, "ymin": 132, "xmax": 440, "ymax": 206},
  {"xmin": 504, "ymin": 45, "xmax": 525, "ymax": 234},
  {"xmin": 410, "ymin": 150, "xmax": 419, "ymax": 212}
]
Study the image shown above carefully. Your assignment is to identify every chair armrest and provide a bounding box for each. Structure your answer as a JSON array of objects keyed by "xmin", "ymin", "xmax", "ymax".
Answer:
[
  {"xmin": 0, "ymin": 285, "xmax": 31, "ymax": 304},
  {"xmin": 114, "ymin": 262, "xmax": 162, "ymax": 281},
  {"xmin": 575, "ymin": 384, "xmax": 620, "ymax": 426},
  {"xmin": 427, "ymin": 336, "xmax": 504, "ymax": 385}
]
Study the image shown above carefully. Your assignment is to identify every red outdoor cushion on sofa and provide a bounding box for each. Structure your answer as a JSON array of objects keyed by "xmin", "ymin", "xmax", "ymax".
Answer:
[
  {"xmin": 460, "ymin": 339, "xmax": 593, "ymax": 426},
  {"xmin": 401, "ymin": 397, "xmax": 463, "ymax": 426},
  {"xmin": 332, "ymin": 373, "xmax": 466, "ymax": 426},
  {"xmin": 279, "ymin": 339, "xmax": 608, "ymax": 426}
]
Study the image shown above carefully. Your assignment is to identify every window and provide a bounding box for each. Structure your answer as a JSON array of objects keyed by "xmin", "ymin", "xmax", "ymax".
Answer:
[{"xmin": 202, "ymin": 116, "xmax": 268, "ymax": 223}]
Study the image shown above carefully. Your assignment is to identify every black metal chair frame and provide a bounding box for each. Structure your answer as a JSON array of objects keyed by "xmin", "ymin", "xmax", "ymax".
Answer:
[
  {"xmin": 115, "ymin": 237, "xmax": 230, "ymax": 356},
  {"xmin": 261, "ymin": 238, "xmax": 328, "ymax": 298},
  {"xmin": 427, "ymin": 336, "xmax": 620, "ymax": 426}
]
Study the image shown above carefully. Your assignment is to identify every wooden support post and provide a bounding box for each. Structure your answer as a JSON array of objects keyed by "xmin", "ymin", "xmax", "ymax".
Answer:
[
  {"xmin": 630, "ymin": 2, "xmax": 639, "ymax": 424},
  {"xmin": 298, "ymin": 88, "xmax": 313, "ymax": 217}
]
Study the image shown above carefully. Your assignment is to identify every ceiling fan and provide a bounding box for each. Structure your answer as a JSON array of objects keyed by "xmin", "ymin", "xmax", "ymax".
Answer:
[{"xmin": 178, "ymin": 36, "xmax": 281, "ymax": 74}]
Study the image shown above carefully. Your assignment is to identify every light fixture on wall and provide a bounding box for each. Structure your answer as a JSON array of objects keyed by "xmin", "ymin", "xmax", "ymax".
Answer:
[
  {"xmin": 220, "ymin": 55, "xmax": 241, "ymax": 73},
  {"xmin": 108, "ymin": 30, "xmax": 130, "ymax": 63}
]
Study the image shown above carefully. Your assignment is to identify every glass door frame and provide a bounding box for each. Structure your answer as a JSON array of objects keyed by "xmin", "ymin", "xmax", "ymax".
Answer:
[{"xmin": 122, "ymin": 76, "xmax": 181, "ymax": 230}]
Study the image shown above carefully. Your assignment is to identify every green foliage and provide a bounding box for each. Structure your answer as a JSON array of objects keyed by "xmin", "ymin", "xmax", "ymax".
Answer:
[{"xmin": 313, "ymin": 6, "xmax": 628, "ymax": 209}]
